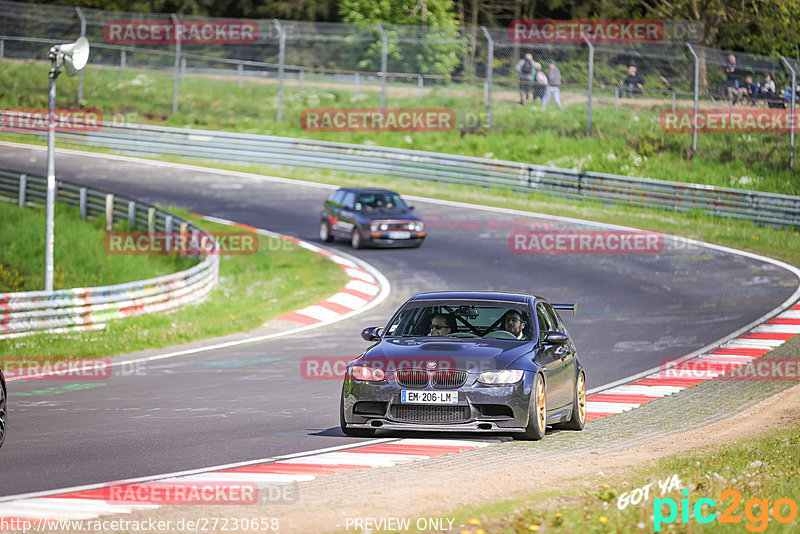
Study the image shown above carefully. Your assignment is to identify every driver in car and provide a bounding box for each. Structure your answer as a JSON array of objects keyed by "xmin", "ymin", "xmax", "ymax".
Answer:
[
  {"xmin": 429, "ymin": 314, "xmax": 456, "ymax": 336},
  {"xmin": 502, "ymin": 311, "xmax": 527, "ymax": 340}
]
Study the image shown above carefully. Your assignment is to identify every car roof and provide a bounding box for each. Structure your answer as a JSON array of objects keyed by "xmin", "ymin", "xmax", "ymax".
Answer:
[
  {"xmin": 408, "ymin": 291, "xmax": 540, "ymax": 304},
  {"xmin": 336, "ymin": 188, "xmax": 399, "ymax": 195}
]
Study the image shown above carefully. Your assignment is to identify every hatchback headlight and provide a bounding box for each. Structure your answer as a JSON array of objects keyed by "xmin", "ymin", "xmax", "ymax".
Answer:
[
  {"xmin": 370, "ymin": 223, "xmax": 379, "ymax": 232},
  {"xmin": 477, "ymin": 369, "xmax": 524, "ymax": 385}
]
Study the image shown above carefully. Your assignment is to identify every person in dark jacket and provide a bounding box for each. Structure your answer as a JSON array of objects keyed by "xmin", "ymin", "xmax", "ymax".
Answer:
[
  {"xmin": 620, "ymin": 65, "xmax": 645, "ymax": 97},
  {"xmin": 515, "ymin": 53, "xmax": 540, "ymax": 105}
]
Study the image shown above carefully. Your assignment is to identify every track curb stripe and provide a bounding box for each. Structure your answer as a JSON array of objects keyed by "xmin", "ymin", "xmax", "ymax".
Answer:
[
  {"xmin": 585, "ymin": 304, "xmax": 800, "ymax": 421},
  {"xmin": 0, "ymin": 440, "xmax": 490, "ymax": 521}
]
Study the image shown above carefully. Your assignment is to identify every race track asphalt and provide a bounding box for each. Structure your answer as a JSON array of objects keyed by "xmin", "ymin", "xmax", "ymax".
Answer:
[{"xmin": 0, "ymin": 145, "xmax": 796, "ymax": 496}]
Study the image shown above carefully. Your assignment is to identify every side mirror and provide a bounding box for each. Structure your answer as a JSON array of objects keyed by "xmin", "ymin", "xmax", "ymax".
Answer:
[
  {"xmin": 408, "ymin": 205, "xmax": 415, "ymax": 210},
  {"xmin": 361, "ymin": 326, "xmax": 382, "ymax": 342},
  {"xmin": 543, "ymin": 331, "xmax": 569, "ymax": 346}
]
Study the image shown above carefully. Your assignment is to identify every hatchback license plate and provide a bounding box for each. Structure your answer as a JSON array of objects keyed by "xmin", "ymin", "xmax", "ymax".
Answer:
[
  {"xmin": 401, "ymin": 390, "xmax": 459, "ymax": 404},
  {"xmin": 388, "ymin": 231, "xmax": 411, "ymax": 240}
]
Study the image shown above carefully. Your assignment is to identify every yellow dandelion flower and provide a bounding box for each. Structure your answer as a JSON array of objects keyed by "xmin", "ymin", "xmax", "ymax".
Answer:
[
  {"xmin": 468, "ymin": 518, "xmax": 480, "ymax": 526},
  {"xmin": 528, "ymin": 525, "xmax": 540, "ymax": 531},
  {"xmin": 599, "ymin": 516, "xmax": 608, "ymax": 523},
  {"xmin": 475, "ymin": 529, "xmax": 486, "ymax": 534}
]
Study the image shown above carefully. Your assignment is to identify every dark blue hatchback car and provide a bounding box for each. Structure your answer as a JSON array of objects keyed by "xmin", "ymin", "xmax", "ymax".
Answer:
[{"xmin": 319, "ymin": 188, "xmax": 425, "ymax": 249}]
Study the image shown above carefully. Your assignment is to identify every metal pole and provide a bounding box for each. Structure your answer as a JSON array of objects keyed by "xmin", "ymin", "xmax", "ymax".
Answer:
[
  {"xmin": 171, "ymin": 14, "xmax": 181, "ymax": 115},
  {"xmin": 418, "ymin": 74, "xmax": 423, "ymax": 98},
  {"xmin": 120, "ymin": 49, "xmax": 126, "ymax": 74},
  {"xmin": 376, "ymin": 23, "xmax": 387, "ymax": 110},
  {"xmin": 299, "ymin": 69, "xmax": 304, "ymax": 91},
  {"xmin": 687, "ymin": 44, "xmax": 700, "ymax": 155},
  {"xmin": 45, "ymin": 54, "xmax": 58, "ymax": 292},
  {"xmin": 614, "ymin": 86, "xmax": 618, "ymax": 111},
  {"xmin": 237, "ymin": 62, "xmax": 243, "ymax": 87},
  {"xmin": 583, "ymin": 33, "xmax": 593, "ymax": 137},
  {"xmin": 354, "ymin": 71, "xmax": 360, "ymax": 97},
  {"xmin": 480, "ymin": 26, "xmax": 494, "ymax": 128},
  {"xmin": 75, "ymin": 7, "xmax": 86, "ymax": 107},
  {"xmin": 781, "ymin": 56, "xmax": 796, "ymax": 169},
  {"xmin": 273, "ymin": 20, "xmax": 285, "ymax": 121}
]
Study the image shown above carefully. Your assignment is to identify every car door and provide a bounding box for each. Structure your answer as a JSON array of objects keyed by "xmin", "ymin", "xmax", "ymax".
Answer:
[
  {"xmin": 534, "ymin": 301, "xmax": 569, "ymax": 411},
  {"xmin": 546, "ymin": 302, "xmax": 579, "ymax": 401},
  {"xmin": 332, "ymin": 191, "xmax": 356, "ymax": 238}
]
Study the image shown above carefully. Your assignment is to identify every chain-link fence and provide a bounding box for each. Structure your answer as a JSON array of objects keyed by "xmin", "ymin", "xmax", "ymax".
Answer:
[{"xmin": 1, "ymin": 0, "xmax": 798, "ymax": 167}]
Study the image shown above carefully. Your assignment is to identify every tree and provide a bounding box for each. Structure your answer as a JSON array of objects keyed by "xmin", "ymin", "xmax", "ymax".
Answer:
[{"xmin": 338, "ymin": 0, "xmax": 466, "ymax": 78}]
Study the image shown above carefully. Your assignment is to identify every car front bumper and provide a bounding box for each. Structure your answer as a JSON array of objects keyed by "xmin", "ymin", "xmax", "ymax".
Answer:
[{"xmin": 342, "ymin": 371, "xmax": 534, "ymax": 433}]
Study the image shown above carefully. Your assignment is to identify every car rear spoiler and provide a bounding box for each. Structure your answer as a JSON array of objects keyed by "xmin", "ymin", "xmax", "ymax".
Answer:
[{"xmin": 551, "ymin": 303, "xmax": 577, "ymax": 317}]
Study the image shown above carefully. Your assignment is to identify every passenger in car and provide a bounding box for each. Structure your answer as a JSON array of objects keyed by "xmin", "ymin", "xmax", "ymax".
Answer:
[
  {"xmin": 429, "ymin": 314, "xmax": 457, "ymax": 336},
  {"xmin": 502, "ymin": 310, "xmax": 527, "ymax": 340}
]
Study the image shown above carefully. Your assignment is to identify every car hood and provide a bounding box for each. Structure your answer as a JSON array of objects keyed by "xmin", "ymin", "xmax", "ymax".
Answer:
[
  {"xmin": 361, "ymin": 210, "xmax": 420, "ymax": 221},
  {"xmin": 359, "ymin": 338, "xmax": 534, "ymax": 372}
]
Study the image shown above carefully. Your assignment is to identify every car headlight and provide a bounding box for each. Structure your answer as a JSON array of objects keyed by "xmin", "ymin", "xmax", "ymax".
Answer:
[
  {"xmin": 416, "ymin": 222, "xmax": 424, "ymax": 231},
  {"xmin": 477, "ymin": 369, "xmax": 524, "ymax": 385},
  {"xmin": 370, "ymin": 223, "xmax": 379, "ymax": 232},
  {"xmin": 351, "ymin": 365, "xmax": 385, "ymax": 381},
  {"xmin": 380, "ymin": 223, "xmax": 388, "ymax": 231}
]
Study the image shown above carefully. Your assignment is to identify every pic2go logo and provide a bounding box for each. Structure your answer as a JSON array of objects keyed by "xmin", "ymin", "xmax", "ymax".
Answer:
[{"xmin": 654, "ymin": 489, "xmax": 798, "ymax": 532}]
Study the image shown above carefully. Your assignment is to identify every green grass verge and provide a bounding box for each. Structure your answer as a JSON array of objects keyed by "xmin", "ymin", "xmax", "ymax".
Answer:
[
  {"xmin": 447, "ymin": 420, "xmax": 800, "ymax": 533},
  {"xmin": 0, "ymin": 200, "xmax": 197, "ymax": 291},
  {"xmin": 0, "ymin": 60, "xmax": 797, "ymax": 195},
  {"xmin": 0, "ymin": 206, "xmax": 348, "ymax": 361}
]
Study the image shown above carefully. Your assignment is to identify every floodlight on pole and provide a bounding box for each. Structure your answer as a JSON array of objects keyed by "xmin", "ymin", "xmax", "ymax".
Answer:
[{"xmin": 45, "ymin": 36, "xmax": 90, "ymax": 292}]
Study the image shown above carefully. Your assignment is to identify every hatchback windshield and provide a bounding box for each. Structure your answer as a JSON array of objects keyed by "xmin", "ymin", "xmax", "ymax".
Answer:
[
  {"xmin": 385, "ymin": 301, "xmax": 532, "ymax": 341},
  {"xmin": 355, "ymin": 193, "xmax": 408, "ymax": 213}
]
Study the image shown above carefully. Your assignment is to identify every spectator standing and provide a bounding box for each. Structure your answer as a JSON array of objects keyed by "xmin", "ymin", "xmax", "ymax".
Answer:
[
  {"xmin": 620, "ymin": 65, "xmax": 644, "ymax": 98},
  {"xmin": 533, "ymin": 68, "xmax": 548, "ymax": 104},
  {"xmin": 542, "ymin": 60, "xmax": 563, "ymax": 109},
  {"xmin": 515, "ymin": 53, "xmax": 540, "ymax": 105}
]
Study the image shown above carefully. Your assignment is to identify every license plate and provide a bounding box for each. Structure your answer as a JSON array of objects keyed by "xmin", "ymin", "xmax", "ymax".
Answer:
[
  {"xmin": 401, "ymin": 390, "xmax": 459, "ymax": 404},
  {"xmin": 388, "ymin": 231, "xmax": 411, "ymax": 240}
]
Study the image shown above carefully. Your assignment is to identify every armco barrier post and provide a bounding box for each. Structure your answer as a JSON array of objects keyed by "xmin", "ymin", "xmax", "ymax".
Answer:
[
  {"xmin": 105, "ymin": 194, "xmax": 114, "ymax": 231},
  {"xmin": 79, "ymin": 187, "xmax": 87, "ymax": 219},
  {"xmin": 171, "ymin": 13, "xmax": 181, "ymax": 115},
  {"xmin": 18, "ymin": 174, "xmax": 26, "ymax": 207},
  {"xmin": 128, "ymin": 201, "xmax": 136, "ymax": 229},
  {"xmin": 148, "ymin": 207, "xmax": 155, "ymax": 232},
  {"xmin": 120, "ymin": 49, "xmax": 126, "ymax": 74},
  {"xmin": 237, "ymin": 62, "xmax": 243, "ymax": 87},
  {"xmin": 480, "ymin": 26, "xmax": 493, "ymax": 128},
  {"xmin": 273, "ymin": 20, "xmax": 285, "ymax": 122}
]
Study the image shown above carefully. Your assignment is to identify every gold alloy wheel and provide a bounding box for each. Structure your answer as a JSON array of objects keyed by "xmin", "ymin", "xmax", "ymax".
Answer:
[
  {"xmin": 536, "ymin": 377, "xmax": 546, "ymax": 431},
  {"xmin": 576, "ymin": 373, "xmax": 586, "ymax": 424}
]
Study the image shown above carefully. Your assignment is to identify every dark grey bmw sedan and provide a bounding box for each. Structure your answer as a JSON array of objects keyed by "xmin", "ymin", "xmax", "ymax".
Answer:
[{"xmin": 340, "ymin": 291, "xmax": 585, "ymax": 440}]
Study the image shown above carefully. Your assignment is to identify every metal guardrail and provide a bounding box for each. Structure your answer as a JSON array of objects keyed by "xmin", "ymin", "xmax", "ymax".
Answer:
[
  {"xmin": 0, "ymin": 169, "xmax": 220, "ymax": 338},
  {"xmin": 44, "ymin": 122, "xmax": 800, "ymax": 228}
]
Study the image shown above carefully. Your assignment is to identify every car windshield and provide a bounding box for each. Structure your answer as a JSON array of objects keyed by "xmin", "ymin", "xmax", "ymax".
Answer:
[
  {"xmin": 385, "ymin": 301, "xmax": 532, "ymax": 341},
  {"xmin": 355, "ymin": 193, "xmax": 408, "ymax": 214}
]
